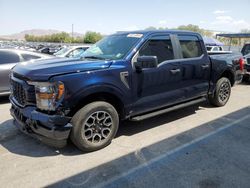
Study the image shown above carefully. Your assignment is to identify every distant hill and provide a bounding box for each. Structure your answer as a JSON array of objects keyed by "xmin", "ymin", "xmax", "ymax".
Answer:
[{"xmin": 0, "ymin": 29, "xmax": 83, "ymax": 40}]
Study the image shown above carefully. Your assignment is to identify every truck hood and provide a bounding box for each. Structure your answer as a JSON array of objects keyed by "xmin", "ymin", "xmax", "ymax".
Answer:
[{"xmin": 12, "ymin": 57, "xmax": 113, "ymax": 81}]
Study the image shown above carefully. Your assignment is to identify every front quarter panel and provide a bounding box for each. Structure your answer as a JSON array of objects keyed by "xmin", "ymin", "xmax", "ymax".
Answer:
[{"xmin": 50, "ymin": 60, "xmax": 133, "ymax": 114}]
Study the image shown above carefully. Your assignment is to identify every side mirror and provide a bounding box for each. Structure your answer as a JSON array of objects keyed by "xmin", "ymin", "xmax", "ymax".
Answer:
[{"xmin": 134, "ymin": 56, "xmax": 158, "ymax": 72}]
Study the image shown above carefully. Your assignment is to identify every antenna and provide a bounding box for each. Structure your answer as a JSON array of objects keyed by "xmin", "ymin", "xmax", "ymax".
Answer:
[{"xmin": 72, "ymin": 24, "xmax": 74, "ymax": 43}]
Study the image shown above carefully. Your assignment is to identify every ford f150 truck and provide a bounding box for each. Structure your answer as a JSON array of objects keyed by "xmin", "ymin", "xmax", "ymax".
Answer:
[{"xmin": 9, "ymin": 30, "xmax": 244, "ymax": 151}]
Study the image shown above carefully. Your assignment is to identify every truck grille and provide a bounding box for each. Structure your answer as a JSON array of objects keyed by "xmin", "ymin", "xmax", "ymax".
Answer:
[
  {"xmin": 11, "ymin": 80, "xmax": 26, "ymax": 106},
  {"xmin": 10, "ymin": 77, "xmax": 36, "ymax": 107}
]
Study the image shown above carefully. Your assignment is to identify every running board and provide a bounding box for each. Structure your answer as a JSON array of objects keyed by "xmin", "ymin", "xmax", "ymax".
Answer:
[{"xmin": 131, "ymin": 97, "xmax": 207, "ymax": 121}]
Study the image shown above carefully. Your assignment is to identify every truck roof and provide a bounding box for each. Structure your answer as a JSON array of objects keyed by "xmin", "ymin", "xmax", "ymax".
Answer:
[{"xmin": 114, "ymin": 29, "xmax": 201, "ymax": 36}]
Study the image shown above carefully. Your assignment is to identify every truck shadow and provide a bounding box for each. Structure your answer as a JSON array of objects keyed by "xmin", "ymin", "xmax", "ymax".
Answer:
[
  {"xmin": 48, "ymin": 106, "xmax": 250, "ymax": 188},
  {"xmin": 116, "ymin": 104, "xmax": 203, "ymax": 137},
  {"xmin": 0, "ymin": 102, "xmax": 210, "ymax": 157}
]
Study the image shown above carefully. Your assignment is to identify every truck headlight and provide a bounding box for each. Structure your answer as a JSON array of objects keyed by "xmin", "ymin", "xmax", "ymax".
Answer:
[{"xmin": 27, "ymin": 81, "xmax": 65, "ymax": 111}]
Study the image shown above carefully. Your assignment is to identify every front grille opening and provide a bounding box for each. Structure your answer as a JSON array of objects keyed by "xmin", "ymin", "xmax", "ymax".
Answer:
[
  {"xmin": 11, "ymin": 80, "xmax": 26, "ymax": 106},
  {"xmin": 11, "ymin": 77, "xmax": 36, "ymax": 107}
]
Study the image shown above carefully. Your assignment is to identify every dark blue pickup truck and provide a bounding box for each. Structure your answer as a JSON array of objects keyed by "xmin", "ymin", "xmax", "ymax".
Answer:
[{"xmin": 9, "ymin": 30, "xmax": 244, "ymax": 151}]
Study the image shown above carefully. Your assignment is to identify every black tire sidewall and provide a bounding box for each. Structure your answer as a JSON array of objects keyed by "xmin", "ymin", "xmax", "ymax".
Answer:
[
  {"xmin": 70, "ymin": 101, "xmax": 119, "ymax": 152},
  {"xmin": 213, "ymin": 77, "xmax": 231, "ymax": 107}
]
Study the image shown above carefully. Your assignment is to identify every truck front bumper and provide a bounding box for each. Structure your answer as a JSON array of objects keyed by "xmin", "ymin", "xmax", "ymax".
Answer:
[{"xmin": 10, "ymin": 99, "xmax": 72, "ymax": 148}]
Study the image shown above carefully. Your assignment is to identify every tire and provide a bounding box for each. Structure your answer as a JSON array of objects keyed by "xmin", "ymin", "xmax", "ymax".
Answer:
[
  {"xmin": 209, "ymin": 77, "xmax": 231, "ymax": 107},
  {"xmin": 70, "ymin": 101, "xmax": 119, "ymax": 152}
]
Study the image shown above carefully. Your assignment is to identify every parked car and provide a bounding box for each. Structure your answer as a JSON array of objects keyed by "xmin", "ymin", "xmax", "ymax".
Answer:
[
  {"xmin": 10, "ymin": 30, "xmax": 244, "ymax": 151},
  {"xmin": 206, "ymin": 45, "xmax": 233, "ymax": 54},
  {"xmin": 243, "ymin": 53, "xmax": 250, "ymax": 81},
  {"xmin": 206, "ymin": 46, "xmax": 224, "ymax": 52},
  {"xmin": 241, "ymin": 42, "xmax": 250, "ymax": 56},
  {"xmin": 54, "ymin": 45, "xmax": 91, "ymax": 58},
  {"xmin": 0, "ymin": 49, "xmax": 52, "ymax": 96},
  {"xmin": 239, "ymin": 43, "xmax": 250, "ymax": 82}
]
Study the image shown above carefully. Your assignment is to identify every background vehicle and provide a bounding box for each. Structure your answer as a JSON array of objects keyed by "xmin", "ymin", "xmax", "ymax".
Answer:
[
  {"xmin": 0, "ymin": 49, "xmax": 52, "ymax": 96},
  {"xmin": 243, "ymin": 53, "xmax": 250, "ymax": 81},
  {"xmin": 241, "ymin": 43, "xmax": 250, "ymax": 56},
  {"xmin": 206, "ymin": 46, "xmax": 224, "ymax": 52},
  {"xmin": 38, "ymin": 47, "xmax": 61, "ymax": 55},
  {"xmin": 203, "ymin": 36, "xmax": 223, "ymax": 47},
  {"xmin": 10, "ymin": 30, "xmax": 244, "ymax": 151},
  {"xmin": 240, "ymin": 43, "xmax": 250, "ymax": 82},
  {"xmin": 54, "ymin": 45, "xmax": 91, "ymax": 58}
]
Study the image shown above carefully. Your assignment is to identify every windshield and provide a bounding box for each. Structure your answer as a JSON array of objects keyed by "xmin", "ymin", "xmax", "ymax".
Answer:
[
  {"xmin": 81, "ymin": 34, "xmax": 141, "ymax": 60},
  {"xmin": 54, "ymin": 47, "xmax": 71, "ymax": 56}
]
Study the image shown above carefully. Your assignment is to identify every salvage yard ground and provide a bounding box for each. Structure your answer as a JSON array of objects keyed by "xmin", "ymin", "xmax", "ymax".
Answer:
[{"xmin": 0, "ymin": 83, "xmax": 250, "ymax": 188}]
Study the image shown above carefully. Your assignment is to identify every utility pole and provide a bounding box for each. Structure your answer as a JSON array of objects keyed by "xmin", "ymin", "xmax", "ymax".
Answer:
[{"xmin": 71, "ymin": 24, "xmax": 74, "ymax": 43}]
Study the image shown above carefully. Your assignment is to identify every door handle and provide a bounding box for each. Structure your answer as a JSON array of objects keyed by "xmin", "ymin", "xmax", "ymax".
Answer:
[
  {"xmin": 201, "ymin": 65, "xmax": 209, "ymax": 69},
  {"xmin": 170, "ymin": 69, "xmax": 181, "ymax": 74}
]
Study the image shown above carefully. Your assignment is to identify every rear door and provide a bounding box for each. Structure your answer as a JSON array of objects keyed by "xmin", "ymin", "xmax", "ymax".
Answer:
[
  {"xmin": 0, "ymin": 51, "xmax": 21, "ymax": 92},
  {"xmin": 176, "ymin": 34, "xmax": 210, "ymax": 99}
]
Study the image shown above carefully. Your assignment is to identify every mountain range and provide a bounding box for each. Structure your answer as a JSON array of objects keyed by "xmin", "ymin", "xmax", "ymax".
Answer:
[{"xmin": 0, "ymin": 29, "xmax": 84, "ymax": 40}]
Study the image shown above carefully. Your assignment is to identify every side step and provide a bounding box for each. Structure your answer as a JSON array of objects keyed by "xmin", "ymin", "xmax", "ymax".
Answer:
[{"xmin": 131, "ymin": 97, "xmax": 207, "ymax": 121}]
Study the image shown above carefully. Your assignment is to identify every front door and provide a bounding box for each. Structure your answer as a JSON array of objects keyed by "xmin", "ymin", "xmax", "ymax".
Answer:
[{"xmin": 132, "ymin": 34, "xmax": 184, "ymax": 115}]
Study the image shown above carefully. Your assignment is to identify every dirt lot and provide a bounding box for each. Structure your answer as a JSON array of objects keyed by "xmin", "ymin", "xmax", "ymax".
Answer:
[{"xmin": 0, "ymin": 84, "xmax": 250, "ymax": 188}]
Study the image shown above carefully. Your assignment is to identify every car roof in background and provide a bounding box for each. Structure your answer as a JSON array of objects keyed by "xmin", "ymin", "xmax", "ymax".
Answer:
[
  {"xmin": 70, "ymin": 45, "xmax": 92, "ymax": 48},
  {"xmin": 0, "ymin": 48, "xmax": 53, "ymax": 58}
]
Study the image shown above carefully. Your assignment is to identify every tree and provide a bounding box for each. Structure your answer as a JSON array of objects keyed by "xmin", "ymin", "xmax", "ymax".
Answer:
[
  {"xmin": 177, "ymin": 24, "xmax": 213, "ymax": 37},
  {"xmin": 145, "ymin": 26, "xmax": 168, "ymax": 30},
  {"xmin": 83, "ymin": 31, "xmax": 103, "ymax": 43},
  {"xmin": 145, "ymin": 26, "xmax": 158, "ymax": 30}
]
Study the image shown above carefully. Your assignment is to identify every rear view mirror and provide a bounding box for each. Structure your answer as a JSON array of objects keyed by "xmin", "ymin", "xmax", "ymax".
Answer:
[{"xmin": 135, "ymin": 56, "xmax": 158, "ymax": 72}]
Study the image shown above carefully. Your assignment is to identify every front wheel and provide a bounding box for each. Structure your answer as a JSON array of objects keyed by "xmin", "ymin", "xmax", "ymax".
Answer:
[
  {"xmin": 209, "ymin": 77, "xmax": 231, "ymax": 107},
  {"xmin": 70, "ymin": 101, "xmax": 119, "ymax": 152}
]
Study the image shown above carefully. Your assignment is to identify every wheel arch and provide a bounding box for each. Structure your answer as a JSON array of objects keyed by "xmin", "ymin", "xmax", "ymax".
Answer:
[
  {"xmin": 68, "ymin": 86, "xmax": 127, "ymax": 120},
  {"xmin": 220, "ymin": 69, "xmax": 235, "ymax": 86}
]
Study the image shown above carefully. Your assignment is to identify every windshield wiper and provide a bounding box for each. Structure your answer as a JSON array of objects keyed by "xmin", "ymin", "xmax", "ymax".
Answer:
[{"xmin": 82, "ymin": 56, "xmax": 106, "ymax": 60}]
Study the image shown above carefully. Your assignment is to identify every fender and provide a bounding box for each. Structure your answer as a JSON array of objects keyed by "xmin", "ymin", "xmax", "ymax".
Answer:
[{"xmin": 65, "ymin": 83, "xmax": 129, "ymax": 110}]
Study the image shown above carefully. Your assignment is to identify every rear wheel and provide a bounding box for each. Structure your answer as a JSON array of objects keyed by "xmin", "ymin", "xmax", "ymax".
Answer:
[
  {"xmin": 70, "ymin": 101, "xmax": 119, "ymax": 152},
  {"xmin": 209, "ymin": 77, "xmax": 231, "ymax": 107}
]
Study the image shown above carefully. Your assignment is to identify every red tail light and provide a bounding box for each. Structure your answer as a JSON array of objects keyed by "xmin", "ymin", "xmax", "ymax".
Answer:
[{"xmin": 239, "ymin": 58, "xmax": 245, "ymax": 71}]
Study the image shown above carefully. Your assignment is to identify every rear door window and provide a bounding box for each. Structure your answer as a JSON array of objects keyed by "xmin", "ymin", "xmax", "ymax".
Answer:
[
  {"xmin": 139, "ymin": 36, "xmax": 174, "ymax": 64},
  {"xmin": 178, "ymin": 35, "xmax": 203, "ymax": 58},
  {"xmin": 0, "ymin": 51, "xmax": 20, "ymax": 64}
]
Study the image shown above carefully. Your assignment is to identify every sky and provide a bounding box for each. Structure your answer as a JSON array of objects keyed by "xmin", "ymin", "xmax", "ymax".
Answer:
[{"xmin": 0, "ymin": 0, "xmax": 250, "ymax": 35}]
